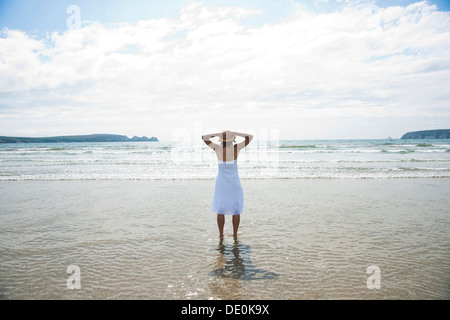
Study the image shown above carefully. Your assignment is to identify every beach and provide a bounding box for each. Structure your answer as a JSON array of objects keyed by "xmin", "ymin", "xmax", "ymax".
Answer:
[
  {"xmin": 1, "ymin": 178, "xmax": 449, "ymax": 299},
  {"xmin": 2, "ymin": 0, "xmax": 450, "ymax": 303}
]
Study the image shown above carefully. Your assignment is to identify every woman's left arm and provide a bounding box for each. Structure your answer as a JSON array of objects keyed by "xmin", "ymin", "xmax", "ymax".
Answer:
[
  {"xmin": 202, "ymin": 132, "xmax": 221, "ymax": 148},
  {"xmin": 202, "ymin": 133, "xmax": 220, "ymax": 141}
]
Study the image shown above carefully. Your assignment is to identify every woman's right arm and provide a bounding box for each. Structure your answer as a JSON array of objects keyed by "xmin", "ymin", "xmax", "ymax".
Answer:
[{"xmin": 231, "ymin": 131, "xmax": 253, "ymax": 150}]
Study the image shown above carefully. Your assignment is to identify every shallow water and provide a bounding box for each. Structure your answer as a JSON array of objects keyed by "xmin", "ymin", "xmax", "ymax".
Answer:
[
  {"xmin": 1, "ymin": 139, "xmax": 450, "ymax": 180},
  {"xmin": 0, "ymin": 179, "xmax": 449, "ymax": 299}
]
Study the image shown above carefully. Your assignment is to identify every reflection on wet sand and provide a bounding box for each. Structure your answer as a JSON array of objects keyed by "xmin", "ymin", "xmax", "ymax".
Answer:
[{"xmin": 210, "ymin": 240, "xmax": 278, "ymax": 280}]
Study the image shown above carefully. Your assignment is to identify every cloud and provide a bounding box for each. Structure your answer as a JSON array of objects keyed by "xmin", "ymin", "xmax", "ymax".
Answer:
[{"xmin": 0, "ymin": 1, "xmax": 449, "ymax": 139}]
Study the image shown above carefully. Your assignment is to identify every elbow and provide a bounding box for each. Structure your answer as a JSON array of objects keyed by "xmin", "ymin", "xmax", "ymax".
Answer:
[
  {"xmin": 245, "ymin": 134, "xmax": 253, "ymax": 145},
  {"xmin": 202, "ymin": 136, "xmax": 211, "ymax": 144}
]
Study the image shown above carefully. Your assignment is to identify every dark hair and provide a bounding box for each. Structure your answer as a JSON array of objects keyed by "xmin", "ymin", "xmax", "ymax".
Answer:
[{"xmin": 222, "ymin": 140, "xmax": 235, "ymax": 147}]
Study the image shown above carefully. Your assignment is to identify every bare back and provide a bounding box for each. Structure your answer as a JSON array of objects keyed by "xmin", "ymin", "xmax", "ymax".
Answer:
[
  {"xmin": 202, "ymin": 131, "xmax": 253, "ymax": 161},
  {"xmin": 215, "ymin": 144, "xmax": 240, "ymax": 161}
]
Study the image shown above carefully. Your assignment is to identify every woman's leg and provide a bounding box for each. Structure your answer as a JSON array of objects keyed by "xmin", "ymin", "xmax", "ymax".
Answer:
[
  {"xmin": 217, "ymin": 214, "xmax": 225, "ymax": 239},
  {"xmin": 232, "ymin": 214, "xmax": 240, "ymax": 239}
]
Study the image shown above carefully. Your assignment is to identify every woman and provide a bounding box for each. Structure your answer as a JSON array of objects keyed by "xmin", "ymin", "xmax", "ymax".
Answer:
[{"xmin": 202, "ymin": 130, "xmax": 253, "ymax": 239}]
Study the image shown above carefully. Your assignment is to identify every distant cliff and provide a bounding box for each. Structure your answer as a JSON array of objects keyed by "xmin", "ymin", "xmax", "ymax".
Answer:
[
  {"xmin": 401, "ymin": 129, "xmax": 450, "ymax": 139},
  {"xmin": 0, "ymin": 134, "xmax": 159, "ymax": 143}
]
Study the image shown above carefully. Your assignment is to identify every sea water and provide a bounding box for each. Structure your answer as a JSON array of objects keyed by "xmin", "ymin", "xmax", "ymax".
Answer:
[
  {"xmin": 0, "ymin": 139, "xmax": 449, "ymax": 300},
  {"xmin": 1, "ymin": 139, "xmax": 450, "ymax": 180},
  {"xmin": 0, "ymin": 179, "xmax": 449, "ymax": 299}
]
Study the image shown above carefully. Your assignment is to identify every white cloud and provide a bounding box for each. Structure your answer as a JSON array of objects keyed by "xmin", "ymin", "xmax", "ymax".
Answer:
[{"xmin": 0, "ymin": 1, "xmax": 449, "ymax": 139}]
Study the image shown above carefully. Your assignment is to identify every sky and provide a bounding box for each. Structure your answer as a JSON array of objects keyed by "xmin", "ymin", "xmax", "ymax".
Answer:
[{"xmin": 1, "ymin": 0, "xmax": 450, "ymax": 140}]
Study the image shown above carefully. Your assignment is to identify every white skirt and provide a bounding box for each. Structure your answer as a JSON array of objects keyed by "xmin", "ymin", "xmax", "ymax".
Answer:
[{"xmin": 211, "ymin": 159, "xmax": 244, "ymax": 215}]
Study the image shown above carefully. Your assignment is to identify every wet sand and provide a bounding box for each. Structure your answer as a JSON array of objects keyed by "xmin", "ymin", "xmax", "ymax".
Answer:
[{"xmin": 0, "ymin": 178, "xmax": 449, "ymax": 299}]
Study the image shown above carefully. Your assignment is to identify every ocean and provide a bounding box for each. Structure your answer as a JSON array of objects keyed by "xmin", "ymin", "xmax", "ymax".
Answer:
[
  {"xmin": 1, "ymin": 139, "xmax": 450, "ymax": 180},
  {"xmin": 0, "ymin": 139, "xmax": 449, "ymax": 300}
]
